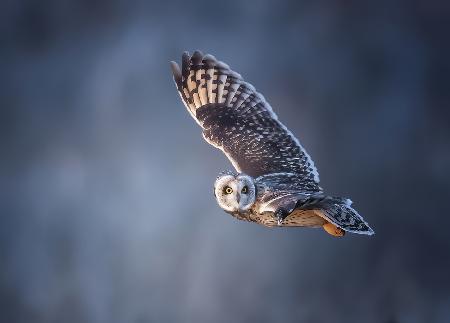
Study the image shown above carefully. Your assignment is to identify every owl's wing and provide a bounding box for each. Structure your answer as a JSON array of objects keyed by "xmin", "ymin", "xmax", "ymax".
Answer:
[
  {"xmin": 170, "ymin": 51, "xmax": 320, "ymax": 192},
  {"xmin": 255, "ymin": 187, "xmax": 374, "ymax": 235}
]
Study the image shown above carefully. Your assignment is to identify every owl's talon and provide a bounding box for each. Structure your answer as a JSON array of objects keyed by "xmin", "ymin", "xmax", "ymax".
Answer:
[
  {"xmin": 275, "ymin": 208, "xmax": 288, "ymax": 226},
  {"xmin": 277, "ymin": 217, "xmax": 283, "ymax": 226}
]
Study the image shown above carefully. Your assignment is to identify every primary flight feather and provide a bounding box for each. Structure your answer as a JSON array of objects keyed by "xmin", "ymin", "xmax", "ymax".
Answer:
[{"xmin": 170, "ymin": 50, "xmax": 374, "ymax": 237}]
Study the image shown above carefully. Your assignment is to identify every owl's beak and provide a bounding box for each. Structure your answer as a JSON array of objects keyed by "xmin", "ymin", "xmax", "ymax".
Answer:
[{"xmin": 236, "ymin": 194, "xmax": 240, "ymax": 204}]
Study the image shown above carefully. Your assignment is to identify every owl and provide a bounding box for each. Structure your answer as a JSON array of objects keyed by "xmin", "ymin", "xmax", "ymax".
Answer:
[{"xmin": 170, "ymin": 50, "xmax": 374, "ymax": 237}]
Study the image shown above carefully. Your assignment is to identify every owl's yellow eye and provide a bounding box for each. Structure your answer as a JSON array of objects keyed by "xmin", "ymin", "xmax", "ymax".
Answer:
[
  {"xmin": 224, "ymin": 186, "xmax": 233, "ymax": 194},
  {"xmin": 241, "ymin": 186, "xmax": 248, "ymax": 194}
]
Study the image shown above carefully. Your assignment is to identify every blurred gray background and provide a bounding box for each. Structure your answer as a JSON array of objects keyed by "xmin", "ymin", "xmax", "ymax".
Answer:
[{"xmin": 1, "ymin": 1, "xmax": 450, "ymax": 322}]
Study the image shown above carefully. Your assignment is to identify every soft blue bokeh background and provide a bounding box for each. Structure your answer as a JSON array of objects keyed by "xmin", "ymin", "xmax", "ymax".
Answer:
[{"xmin": 1, "ymin": 1, "xmax": 449, "ymax": 322}]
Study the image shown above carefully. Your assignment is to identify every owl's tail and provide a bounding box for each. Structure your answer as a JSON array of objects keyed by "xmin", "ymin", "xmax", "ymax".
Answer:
[{"xmin": 300, "ymin": 196, "xmax": 374, "ymax": 236}]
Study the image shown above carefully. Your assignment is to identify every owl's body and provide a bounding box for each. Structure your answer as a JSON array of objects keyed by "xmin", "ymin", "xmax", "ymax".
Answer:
[{"xmin": 171, "ymin": 51, "xmax": 374, "ymax": 237}]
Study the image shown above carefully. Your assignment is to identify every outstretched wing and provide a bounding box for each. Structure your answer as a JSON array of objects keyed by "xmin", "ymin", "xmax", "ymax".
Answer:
[{"xmin": 171, "ymin": 50, "xmax": 320, "ymax": 191}]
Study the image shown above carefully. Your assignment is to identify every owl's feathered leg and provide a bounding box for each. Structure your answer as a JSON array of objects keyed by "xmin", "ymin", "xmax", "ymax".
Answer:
[
  {"xmin": 322, "ymin": 222, "xmax": 345, "ymax": 237},
  {"xmin": 275, "ymin": 208, "xmax": 289, "ymax": 226}
]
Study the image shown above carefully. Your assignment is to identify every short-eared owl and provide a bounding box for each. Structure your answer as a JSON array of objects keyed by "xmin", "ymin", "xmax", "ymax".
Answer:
[{"xmin": 170, "ymin": 51, "xmax": 374, "ymax": 237}]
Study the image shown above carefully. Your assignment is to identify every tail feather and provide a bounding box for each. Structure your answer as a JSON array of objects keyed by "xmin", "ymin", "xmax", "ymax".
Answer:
[
  {"xmin": 300, "ymin": 196, "xmax": 374, "ymax": 235},
  {"xmin": 323, "ymin": 200, "xmax": 374, "ymax": 235}
]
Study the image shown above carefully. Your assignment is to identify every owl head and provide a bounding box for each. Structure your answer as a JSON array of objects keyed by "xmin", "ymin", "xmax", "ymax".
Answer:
[{"xmin": 214, "ymin": 172, "xmax": 256, "ymax": 213}]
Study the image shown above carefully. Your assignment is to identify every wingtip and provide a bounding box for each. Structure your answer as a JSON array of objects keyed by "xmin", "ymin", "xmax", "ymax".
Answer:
[
  {"xmin": 192, "ymin": 50, "xmax": 204, "ymax": 61},
  {"xmin": 181, "ymin": 51, "xmax": 191, "ymax": 76},
  {"xmin": 182, "ymin": 51, "xmax": 190, "ymax": 59},
  {"xmin": 170, "ymin": 61, "xmax": 181, "ymax": 84},
  {"xmin": 203, "ymin": 54, "xmax": 217, "ymax": 61}
]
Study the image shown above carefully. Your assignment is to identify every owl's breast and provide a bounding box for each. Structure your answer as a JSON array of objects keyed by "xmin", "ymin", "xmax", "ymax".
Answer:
[
  {"xmin": 248, "ymin": 208, "xmax": 326, "ymax": 228},
  {"xmin": 229, "ymin": 210, "xmax": 253, "ymax": 223}
]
